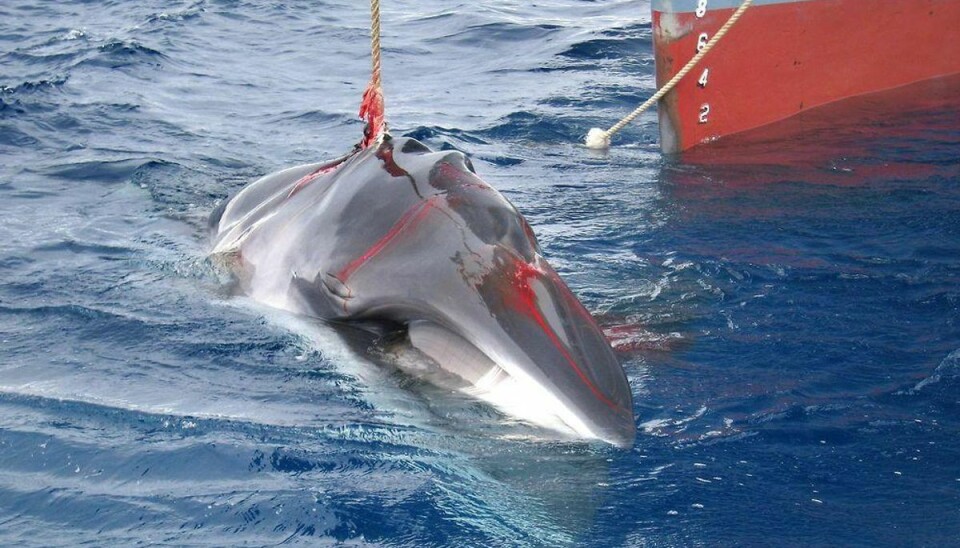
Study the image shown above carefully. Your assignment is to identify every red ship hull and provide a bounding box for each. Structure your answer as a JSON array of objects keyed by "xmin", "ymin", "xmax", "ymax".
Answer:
[{"xmin": 652, "ymin": 0, "xmax": 960, "ymax": 153}]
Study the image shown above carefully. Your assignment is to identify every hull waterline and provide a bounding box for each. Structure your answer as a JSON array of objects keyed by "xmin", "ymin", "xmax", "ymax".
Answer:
[{"xmin": 653, "ymin": 0, "xmax": 960, "ymax": 152}]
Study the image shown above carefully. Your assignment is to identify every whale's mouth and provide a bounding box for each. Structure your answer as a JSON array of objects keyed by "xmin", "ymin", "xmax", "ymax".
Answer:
[
  {"xmin": 330, "ymin": 247, "xmax": 636, "ymax": 447},
  {"xmin": 352, "ymin": 320, "xmax": 593, "ymax": 442},
  {"xmin": 403, "ymin": 321, "xmax": 598, "ymax": 440}
]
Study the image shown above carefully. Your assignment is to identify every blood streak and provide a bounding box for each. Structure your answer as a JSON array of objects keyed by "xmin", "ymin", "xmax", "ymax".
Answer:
[
  {"xmin": 358, "ymin": 82, "xmax": 385, "ymax": 149},
  {"xmin": 337, "ymin": 196, "xmax": 441, "ymax": 282},
  {"xmin": 287, "ymin": 159, "xmax": 349, "ymax": 199},
  {"xmin": 433, "ymin": 162, "xmax": 487, "ymax": 191},
  {"xmin": 507, "ymin": 258, "xmax": 629, "ymax": 417},
  {"xmin": 375, "ymin": 145, "xmax": 409, "ymax": 178}
]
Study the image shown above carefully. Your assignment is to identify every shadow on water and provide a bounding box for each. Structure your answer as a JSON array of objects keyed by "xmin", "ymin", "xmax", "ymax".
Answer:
[
  {"xmin": 646, "ymin": 70, "xmax": 960, "ymax": 393},
  {"xmin": 665, "ymin": 73, "xmax": 960, "ymax": 186}
]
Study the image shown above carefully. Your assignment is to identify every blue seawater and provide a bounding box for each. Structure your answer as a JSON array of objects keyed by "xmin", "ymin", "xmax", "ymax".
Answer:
[{"xmin": 1, "ymin": 1, "xmax": 958, "ymax": 545}]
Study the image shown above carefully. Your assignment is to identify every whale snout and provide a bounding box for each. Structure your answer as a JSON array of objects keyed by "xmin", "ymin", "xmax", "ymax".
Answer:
[{"xmin": 428, "ymin": 247, "xmax": 636, "ymax": 447}]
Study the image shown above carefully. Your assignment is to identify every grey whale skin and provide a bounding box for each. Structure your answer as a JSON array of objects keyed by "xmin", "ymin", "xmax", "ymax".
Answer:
[{"xmin": 209, "ymin": 136, "xmax": 635, "ymax": 447}]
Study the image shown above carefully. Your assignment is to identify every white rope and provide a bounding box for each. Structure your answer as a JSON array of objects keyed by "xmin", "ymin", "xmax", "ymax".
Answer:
[{"xmin": 585, "ymin": 0, "xmax": 754, "ymax": 149}]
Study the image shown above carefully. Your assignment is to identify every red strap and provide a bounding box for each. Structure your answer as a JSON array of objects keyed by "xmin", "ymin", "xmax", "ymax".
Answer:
[{"xmin": 358, "ymin": 81, "xmax": 385, "ymax": 148}]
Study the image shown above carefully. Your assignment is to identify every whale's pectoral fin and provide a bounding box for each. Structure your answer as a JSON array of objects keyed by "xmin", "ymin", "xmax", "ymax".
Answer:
[
  {"xmin": 290, "ymin": 271, "xmax": 355, "ymax": 318},
  {"xmin": 322, "ymin": 272, "xmax": 352, "ymax": 300},
  {"xmin": 288, "ymin": 272, "xmax": 338, "ymax": 318}
]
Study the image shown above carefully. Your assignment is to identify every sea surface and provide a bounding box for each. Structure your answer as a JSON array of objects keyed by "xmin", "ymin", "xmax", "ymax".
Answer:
[{"xmin": 1, "ymin": 1, "xmax": 958, "ymax": 546}]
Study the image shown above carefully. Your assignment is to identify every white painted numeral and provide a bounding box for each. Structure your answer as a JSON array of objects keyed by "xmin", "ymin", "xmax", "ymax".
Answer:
[
  {"xmin": 699, "ymin": 104, "xmax": 710, "ymax": 124},
  {"xmin": 697, "ymin": 32, "xmax": 709, "ymax": 53},
  {"xmin": 696, "ymin": 0, "xmax": 708, "ymax": 18},
  {"xmin": 698, "ymin": 68, "xmax": 709, "ymax": 88}
]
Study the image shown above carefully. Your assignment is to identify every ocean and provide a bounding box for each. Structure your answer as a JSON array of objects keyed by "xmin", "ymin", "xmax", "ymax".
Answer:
[{"xmin": 1, "ymin": 0, "xmax": 958, "ymax": 545}]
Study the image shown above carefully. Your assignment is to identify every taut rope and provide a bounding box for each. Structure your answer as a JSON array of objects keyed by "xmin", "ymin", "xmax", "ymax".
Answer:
[
  {"xmin": 359, "ymin": 0, "xmax": 387, "ymax": 148},
  {"xmin": 585, "ymin": 0, "xmax": 754, "ymax": 149}
]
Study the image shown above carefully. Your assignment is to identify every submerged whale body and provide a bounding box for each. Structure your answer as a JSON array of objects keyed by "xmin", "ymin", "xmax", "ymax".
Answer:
[{"xmin": 209, "ymin": 136, "xmax": 635, "ymax": 447}]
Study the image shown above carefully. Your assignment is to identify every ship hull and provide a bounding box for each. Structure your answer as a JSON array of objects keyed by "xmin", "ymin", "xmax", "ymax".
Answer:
[{"xmin": 652, "ymin": 0, "xmax": 960, "ymax": 153}]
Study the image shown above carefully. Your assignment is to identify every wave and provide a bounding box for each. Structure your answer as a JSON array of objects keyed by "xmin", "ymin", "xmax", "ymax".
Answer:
[
  {"xmin": 476, "ymin": 111, "xmax": 579, "ymax": 143},
  {"xmin": 143, "ymin": 2, "xmax": 206, "ymax": 26},
  {"xmin": 402, "ymin": 124, "xmax": 488, "ymax": 146},
  {"xmin": 0, "ymin": 76, "xmax": 69, "ymax": 96},
  {"xmin": 0, "ymin": 125, "xmax": 39, "ymax": 147},
  {"xmin": 559, "ymin": 23, "xmax": 653, "ymax": 61},
  {"xmin": 40, "ymin": 158, "xmax": 164, "ymax": 183},
  {"xmin": 911, "ymin": 348, "xmax": 960, "ymax": 392},
  {"xmin": 85, "ymin": 39, "xmax": 168, "ymax": 69},
  {"xmin": 427, "ymin": 21, "xmax": 564, "ymax": 45}
]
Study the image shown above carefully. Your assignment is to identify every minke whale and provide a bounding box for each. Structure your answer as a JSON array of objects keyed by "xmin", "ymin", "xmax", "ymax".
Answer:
[{"xmin": 209, "ymin": 136, "xmax": 635, "ymax": 447}]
